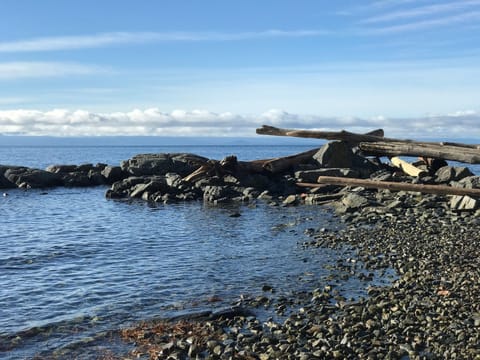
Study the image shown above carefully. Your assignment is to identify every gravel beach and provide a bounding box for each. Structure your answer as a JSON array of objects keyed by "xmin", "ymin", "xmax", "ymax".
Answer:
[{"xmin": 116, "ymin": 192, "xmax": 480, "ymax": 360}]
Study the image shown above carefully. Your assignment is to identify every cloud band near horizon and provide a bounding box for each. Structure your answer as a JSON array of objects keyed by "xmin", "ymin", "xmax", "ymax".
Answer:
[{"xmin": 0, "ymin": 108, "xmax": 479, "ymax": 139}]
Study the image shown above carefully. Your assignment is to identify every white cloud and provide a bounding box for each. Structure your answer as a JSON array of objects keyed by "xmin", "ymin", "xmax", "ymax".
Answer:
[
  {"xmin": 362, "ymin": 0, "xmax": 480, "ymax": 24},
  {"xmin": 0, "ymin": 108, "xmax": 479, "ymax": 139},
  {"xmin": 0, "ymin": 62, "xmax": 105, "ymax": 79},
  {"xmin": 0, "ymin": 30, "xmax": 328, "ymax": 53},
  {"xmin": 366, "ymin": 10, "xmax": 480, "ymax": 33}
]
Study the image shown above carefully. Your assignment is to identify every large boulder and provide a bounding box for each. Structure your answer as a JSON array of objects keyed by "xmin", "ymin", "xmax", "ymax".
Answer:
[
  {"xmin": 101, "ymin": 166, "xmax": 126, "ymax": 184},
  {"xmin": 0, "ymin": 166, "xmax": 17, "ymax": 188},
  {"xmin": 435, "ymin": 166, "xmax": 473, "ymax": 183},
  {"xmin": 121, "ymin": 153, "xmax": 208, "ymax": 176},
  {"xmin": 4, "ymin": 167, "xmax": 62, "ymax": 188},
  {"xmin": 129, "ymin": 177, "xmax": 170, "ymax": 198},
  {"xmin": 313, "ymin": 141, "xmax": 355, "ymax": 168}
]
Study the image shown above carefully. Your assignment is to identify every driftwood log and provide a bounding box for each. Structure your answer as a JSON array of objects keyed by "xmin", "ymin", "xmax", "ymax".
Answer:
[
  {"xmin": 256, "ymin": 125, "xmax": 385, "ymax": 143},
  {"xmin": 256, "ymin": 125, "xmax": 480, "ymax": 164},
  {"xmin": 297, "ymin": 176, "xmax": 480, "ymax": 197},
  {"xmin": 360, "ymin": 142, "xmax": 480, "ymax": 164},
  {"xmin": 390, "ymin": 157, "xmax": 427, "ymax": 177},
  {"xmin": 183, "ymin": 147, "xmax": 327, "ymax": 182}
]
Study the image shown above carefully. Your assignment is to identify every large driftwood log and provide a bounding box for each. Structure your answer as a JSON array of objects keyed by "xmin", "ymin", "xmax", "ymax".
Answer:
[
  {"xmin": 304, "ymin": 176, "xmax": 480, "ymax": 197},
  {"xmin": 256, "ymin": 125, "xmax": 385, "ymax": 142},
  {"xmin": 360, "ymin": 142, "xmax": 480, "ymax": 164},
  {"xmin": 257, "ymin": 125, "xmax": 480, "ymax": 164}
]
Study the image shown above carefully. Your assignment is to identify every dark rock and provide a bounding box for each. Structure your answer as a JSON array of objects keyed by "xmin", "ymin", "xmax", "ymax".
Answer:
[
  {"xmin": 451, "ymin": 175, "xmax": 480, "ymax": 189},
  {"xmin": 101, "ymin": 166, "xmax": 125, "ymax": 184},
  {"xmin": 313, "ymin": 141, "xmax": 355, "ymax": 168},
  {"xmin": 435, "ymin": 166, "xmax": 473, "ymax": 183},
  {"xmin": 76, "ymin": 163, "xmax": 95, "ymax": 172},
  {"xmin": 129, "ymin": 177, "xmax": 169, "ymax": 198},
  {"xmin": 239, "ymin": 173, "xmax": 272, "ymax": 190},
  {"xmin": 295, "ymin": 168, "xmax": 358, "ymax": 183},
  {"xmin": 46, "ymin": 164, "xmax": 78, "ymax": 173},
  {"xmin": 121, "ymin": 153, "xmax": 208, "ymax": 176},
  {"xmin": 203, "ymin": 185, "xmax": 241, "ymax": 203},
  {"xmin": 351, "ymin": 155, "xmax": 382, "ymax": 178},
  {"xmin": 5, "ymin": 167, "xmax": 63, "ymax": 188},
  {"xmin": 108, "ymin": 176, "xmax": 148, "ymax": 198},
  {"xmin": 61, "ymin": 173, "xmax": 93, "ymax": 187},
  {"xmin": 0, "ymin": 166, "xmax": 17, "ymax": 188},
  {"xmin": 370, "ymin": 170, "xmax": 393, "ymax": 181}
]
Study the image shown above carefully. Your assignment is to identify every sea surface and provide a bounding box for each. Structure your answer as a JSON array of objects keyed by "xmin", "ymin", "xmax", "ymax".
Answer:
[{"xmin": 0, "ymin": 138, "xmax": 476, "ymax": 358}]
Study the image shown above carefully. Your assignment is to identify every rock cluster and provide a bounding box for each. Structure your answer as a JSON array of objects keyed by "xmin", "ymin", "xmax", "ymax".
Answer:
[
  {"xmin": 3, "ymin": 141, "xmax": 480, "ymax": 215},
  {"xmin": 0, "ymin": 163, "xmax": 124, "ymax": 189}
]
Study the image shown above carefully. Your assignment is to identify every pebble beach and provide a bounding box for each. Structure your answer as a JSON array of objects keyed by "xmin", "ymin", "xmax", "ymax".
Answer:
[{"xmin": 114, "ymin": 191, "xmax": 480, "ymax": 359}]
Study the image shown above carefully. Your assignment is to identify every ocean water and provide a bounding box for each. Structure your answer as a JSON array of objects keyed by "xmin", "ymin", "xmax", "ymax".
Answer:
[{"xmin": 0, "ymin": 139, "xmax": 475, "ymax": 358}]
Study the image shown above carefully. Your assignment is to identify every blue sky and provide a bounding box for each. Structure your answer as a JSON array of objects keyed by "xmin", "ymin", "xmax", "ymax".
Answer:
[{"xmin": 0, "ymin": 0, "xmax": 479, "ymax": 137}]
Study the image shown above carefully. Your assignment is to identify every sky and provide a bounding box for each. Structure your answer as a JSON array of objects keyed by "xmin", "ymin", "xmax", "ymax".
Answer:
[{"xmin": 0, "ymin": 0, "xmax": 479, "ymax": 138}]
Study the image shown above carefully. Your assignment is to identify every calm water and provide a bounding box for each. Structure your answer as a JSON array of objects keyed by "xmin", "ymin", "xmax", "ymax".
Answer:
[{"xmin": 1, "ymin": 140, "xmax": 471, "ymax": 359}]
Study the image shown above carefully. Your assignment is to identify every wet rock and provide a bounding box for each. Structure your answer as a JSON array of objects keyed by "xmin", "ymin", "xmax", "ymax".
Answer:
[{"xmin": 203, "ymin": 185, "xmax": 241, "ymax": 203}]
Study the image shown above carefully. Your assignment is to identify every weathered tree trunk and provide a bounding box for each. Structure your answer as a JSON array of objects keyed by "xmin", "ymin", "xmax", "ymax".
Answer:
[
  {"xmin": 304, "ymin": 176, "xmax": 480, "ymax": 197},
  {"xmin": 390, "ymin": 157, "xmax": 427, "ymax": 177},
  {"xmin": 360, "ymin": 142, "xmax": 480, "ymax": 164},
  {"xmin": 256, "ymin": 125, "xmax": 385, "ymax": 142},
  {"xmin": 262, "ymin": 148, "xmax": 320, "ymax": 173},
  {"xmin": 257, "ymin": 125, "xmax": 480, "ymax": 164}
]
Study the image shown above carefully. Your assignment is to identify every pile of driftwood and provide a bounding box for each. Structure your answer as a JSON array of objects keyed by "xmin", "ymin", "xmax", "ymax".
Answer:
[{"xmin": 182, "ymin": 125, "xmax": 480, "ymax": 198}]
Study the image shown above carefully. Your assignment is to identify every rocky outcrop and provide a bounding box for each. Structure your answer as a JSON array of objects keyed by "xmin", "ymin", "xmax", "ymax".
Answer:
[
  {"xmin": 5, "ymin": 167, "xmax": 63, "ymax": 188},
  {"xmin": 3, "ymin": 143, "xmax": 480, "ymax": 213},
  {"xmin": 121, "ymin": 153, "xmax": 208, "ymax": 176}
]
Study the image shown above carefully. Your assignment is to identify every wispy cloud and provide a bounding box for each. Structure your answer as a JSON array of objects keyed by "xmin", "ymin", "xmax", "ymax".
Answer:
[
  {"xmin": 0, "ymin": 62, "xmax": 106, "ymax": 79},
  {"xmin": 366, "ymin": 11, "xmax": 480, "ymax": 33},
  {"xmin": 0, "ymin": 108, "xmax": 479, "ymax": 138},
  {"xmin": 362, "ymin": 0, "xmax": 480, "ymax": 24},
  {"xmin": 0, "ymin": 30, "xmax": 328, "ymax": 53}
]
